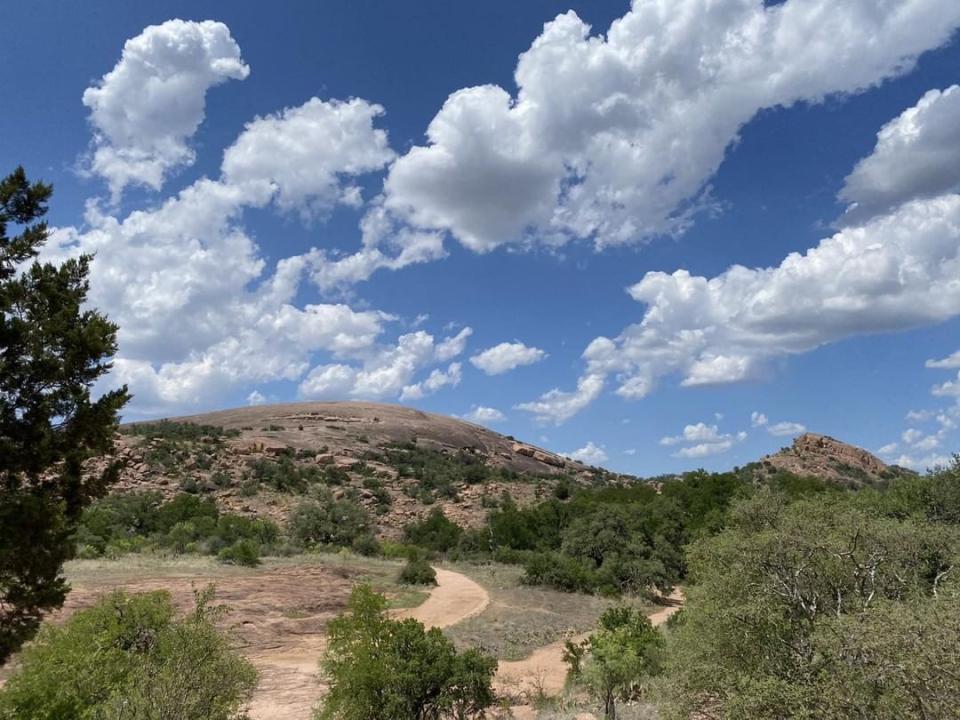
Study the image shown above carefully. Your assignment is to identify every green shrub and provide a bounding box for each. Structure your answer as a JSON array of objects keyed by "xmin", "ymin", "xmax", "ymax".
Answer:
[
  {"xmin": 318, "ymin": 586, "xmax": 495, "ymax": 720},
  {"xmin": 522, "ymin": 552, "xmax": 598, "ymax": 593},
  {"xmin": 351, "ymin": 534, "xmax": 381, "ymax": 557},
  {"xmin": 217, "ymin": 539, "xmax": 261, "ymax": 567},
  {"xmin": 123, "ymin": 420, "xmax": 240, "ymax": 442},
  {"xmin": 289, "ymin": 489, "xmax": 371, "ymax": 548},
  {"xmin": 0, "ymin": 589, "xmax": 256, "ymax": 720},
  {"xmin": 397, "ymin": 556, "xmax": 437, "ymax": 586},
  {"xmin": 379, "ymin": 540, "xmax": 418, "ymax": 560},
  {"xmin": 402, "ymin": 508, "xmax": 463, "ymax": 552}
]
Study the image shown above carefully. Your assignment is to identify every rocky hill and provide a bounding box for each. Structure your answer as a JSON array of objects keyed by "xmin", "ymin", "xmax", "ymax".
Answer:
[
  {"xmin": 754, "ymin": 432, "xmax": 910, "ymax": 487},
  {"xmin": 99, "ymin": 402, "xmax": 622, "ymax": 537}
]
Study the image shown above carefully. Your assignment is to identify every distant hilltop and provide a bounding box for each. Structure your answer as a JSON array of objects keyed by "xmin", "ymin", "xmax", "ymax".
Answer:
[{"xmin": 756, "ymin": 432, "xmax": 911, "ymax": 487}]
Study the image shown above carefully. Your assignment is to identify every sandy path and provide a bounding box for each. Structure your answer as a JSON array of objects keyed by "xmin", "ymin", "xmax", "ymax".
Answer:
[
  {"xmin": 497, "ymin": 588, "xmax": 685, "ymax": 717},
  {"xmin": 248, "ymin": 566, "xmax": 490, "ymax": 720},
  {"xmin": 395, "ymin": 567, "xmax": 491, "ymax": 629}
]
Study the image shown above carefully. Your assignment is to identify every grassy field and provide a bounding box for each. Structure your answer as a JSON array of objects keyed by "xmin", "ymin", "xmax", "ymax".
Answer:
[{"xmin": 444, "ymin": 562, "xmax": 657, "ymax": 661}]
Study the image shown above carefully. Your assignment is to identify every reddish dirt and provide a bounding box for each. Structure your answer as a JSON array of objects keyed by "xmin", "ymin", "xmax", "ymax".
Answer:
[{"xmin": 38, "ymin": 564, "xmax": 358, "ymax": 720}]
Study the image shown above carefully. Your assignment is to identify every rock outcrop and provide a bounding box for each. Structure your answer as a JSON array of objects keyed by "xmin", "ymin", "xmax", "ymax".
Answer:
[{"xmin": 757, "ymin": 433, "xmax": 907, "ymax": 487}]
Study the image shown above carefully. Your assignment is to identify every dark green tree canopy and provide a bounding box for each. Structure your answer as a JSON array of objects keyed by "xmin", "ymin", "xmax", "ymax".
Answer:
[{"xmin": 0, "ymin": 166, "xmax": 129, "ymax": 663}]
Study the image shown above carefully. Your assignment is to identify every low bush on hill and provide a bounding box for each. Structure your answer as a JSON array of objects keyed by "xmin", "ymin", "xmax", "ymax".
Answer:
[
  {"xmin": 402, "ymin": 508, "xmax": 463, "ymax": 552},
  {"xmin": 76, "ymin": 492, "xmax": 281, "ymax": 559},
  {"xmin": 288, "ymin": 488, "xmax": 373, "ymax": 549},
  {"xmin": 122, "ymin": 420, "xmax": 241, "ymax": 442},
  {"xmin": 217, "ymin": 538, "xmax": 261, "ymax": 567}
]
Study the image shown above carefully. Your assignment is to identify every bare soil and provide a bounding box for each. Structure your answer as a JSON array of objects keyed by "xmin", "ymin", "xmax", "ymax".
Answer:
[{"xmin": 2, "ymin": 556, "xmax": 681, "ymax": 720}]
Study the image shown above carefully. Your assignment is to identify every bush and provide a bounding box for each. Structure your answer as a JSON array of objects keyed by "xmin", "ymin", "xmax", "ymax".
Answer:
[
  {"xmin": 123, "ymin": 420, "xmax": 239, "ymax": 442},
  {"xmin": 217, "ymin": 539, "xmax": 261, "ymax": 567},
  {"xmin": 403, "ymin": 508, "xmax": 463, "ymax": 552},
  {"xmin": 351, "ymin": 534, "xmax": 382, "ymax": 557},
  {"xmin": 318, "ymin": 586, "xmax": 495, "ymax": 720},
  {"xmin": 77, "ymin": 492, "xmax": 278, "ymax": 561},
  {"xmin": 398, "ymin": 556, "xmax": 437, "ymax": 586},
  {"xmin": 523, "ymin": 551, "xmax": 597, "ymax": 593},
  {"xmin": 289, "ymin": 489, "xmax": 371, "ymax": 548},
  {"xmin": 0, "ymin": 589, "xmax": 256, "ymax": 720}
]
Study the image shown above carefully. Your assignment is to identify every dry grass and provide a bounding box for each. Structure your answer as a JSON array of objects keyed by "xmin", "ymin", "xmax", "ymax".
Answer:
[{"xmin": 444, "ymin": 563, "xmax": 656, "ymax": 660}]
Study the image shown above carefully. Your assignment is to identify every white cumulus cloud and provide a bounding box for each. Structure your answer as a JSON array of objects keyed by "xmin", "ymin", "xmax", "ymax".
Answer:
[
  {"xmin": 463, "ymin": 406, "xmax": 507, "ymax": 424},
  {"xmin": 926, "ymin": 350, "xmax": 960, "ymax": 369},
  {"xmin": 383, "ymin": 0, "xmax": 960, "ymax": 251},
  {"xmin": 516, "ymin": 373, "xmax": 604, "ymax": 425},
  {"xmin": 564, "ymin": 441, "xmax": 608, "ymax": 466},
  {"xmin": 222, "ymin": 97, "xmax": 395, "ymax": 219},
  {"xmin": 470, "ymin": 341, "xmax": 546, "ymax": 375},
  {"xmin": 840, "ymin": 85, "xmax": 960, "ymax": 223},
  {"xmin": 83, "ymin": 19, "xmax": 249, "ymax": 198},
  {"xmin": 767, "ymin": 421, "xmax": 807, "ymax": 437}
]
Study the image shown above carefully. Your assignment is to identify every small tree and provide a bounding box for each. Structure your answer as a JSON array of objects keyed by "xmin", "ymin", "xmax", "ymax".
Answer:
[
  {"xmin": 569, "ymin": 606, "xmax": 664, "ymax": 720},
  {"xmin": 0, "ymin": 167, "xmax": 129, "ymax": 662},
  {"xmin": 319, "ymin": 585, "xmax": 495, "ymax": 720}
]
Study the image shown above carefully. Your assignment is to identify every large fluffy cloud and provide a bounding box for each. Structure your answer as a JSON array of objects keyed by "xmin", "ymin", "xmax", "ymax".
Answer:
[
  {"xmin": 58, "ymin": 24, "xmax": 463, "ymax": 416},
  {"xmin": 82, "ymin": 20, "xmax": 249, "ymax": 198},
  {"xmin": 520, "ymin": 82, "xmax": 960, "ymax": 422},
  {"xmin": 383, "ymin": 0, "xmax": 960, "ymax": 251},
  {"xmin": 840, "ymin": 85, "xmax": 960, "ymax": 223},
  {"xmin": 581, "ymin": 193, "xmax": 960, "ymax": 401},
  {"xmin": 222, "ymin": 97, "xmax": 395, "ymax": 218}
]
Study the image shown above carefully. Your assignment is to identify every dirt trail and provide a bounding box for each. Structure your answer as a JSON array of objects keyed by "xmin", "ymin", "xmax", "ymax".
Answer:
[
  {"xmin": 249, "ymin": 566, "xmax": 490, "ymax": 720},
  {"xmin": 395, "ymin": 567, "xmax": 491, "ymax": 629},
  {"xmin": 497, "ymin": 588, "xmax": 685, "ymax": 717}
]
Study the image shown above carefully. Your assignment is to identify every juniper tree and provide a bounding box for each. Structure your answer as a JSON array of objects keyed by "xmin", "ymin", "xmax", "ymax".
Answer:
[{"xmin": 0, "ymin": 166, "xmax": 128, "ymax": 663}]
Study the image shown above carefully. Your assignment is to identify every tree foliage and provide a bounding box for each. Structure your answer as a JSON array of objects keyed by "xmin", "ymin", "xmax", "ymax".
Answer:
[
  {"xmin": 0, "ymin": 167, "xmax": 128, "ymax": 662},
  {"xmin": 288, "ymin": 487, "xmax": 372, "ymax": 548},
  {"xmin": 0, "ymin": 588, "xmax": 257, "ymax": 720},
  {"xmin": 403, "ymin": 508, "xmax": 463, "ymax": 552},
  {"xmin": 566, "ymin": 606, "xmax": 664, "ymax": 719},
  {"xmin": 661, "ymin": 463, "xmax": 960, "ymax": 720},
  {"xmin": 318, "ymin": 585, "xmax": 496, "ymax": 720}
]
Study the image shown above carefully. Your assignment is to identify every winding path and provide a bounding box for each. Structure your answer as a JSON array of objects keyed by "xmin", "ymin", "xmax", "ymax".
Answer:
[
  {"xmin": 394, "ymin": 567, "xmax": 491, "ymax": 629},
  {"xmin": 247, "ymin": 567, "xmax": 490, "ymax": 720},
  {"xmin": 495, "ymin": 587, "xmax": 684, "ymax": 704},
  {"xmin": 247, "ymin": 568, "xmax": 679, "ymax": 720}
]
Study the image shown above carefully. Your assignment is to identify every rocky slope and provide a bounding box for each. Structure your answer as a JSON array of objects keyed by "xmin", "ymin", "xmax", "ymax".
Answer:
[
  {"xmin": 100, "ymin": 402, "xmax": 622, "ymax": 537},
  {"xmin": 755, "ymin": 432, "xmax": 909, "ymax": 487}
]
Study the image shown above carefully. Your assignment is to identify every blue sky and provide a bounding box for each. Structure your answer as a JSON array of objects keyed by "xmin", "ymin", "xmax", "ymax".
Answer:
[{"xmin": 4, "ymin": 1, "xmax": 960, "ymax": 475}]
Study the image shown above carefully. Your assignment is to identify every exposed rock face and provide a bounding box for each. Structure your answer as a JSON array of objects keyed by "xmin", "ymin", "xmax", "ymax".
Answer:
[{"xmin": 758, "ymin": 433, "xmax": 905, "ymax": 487}]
